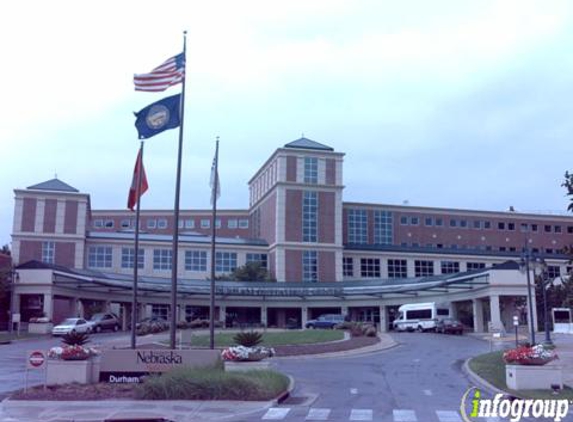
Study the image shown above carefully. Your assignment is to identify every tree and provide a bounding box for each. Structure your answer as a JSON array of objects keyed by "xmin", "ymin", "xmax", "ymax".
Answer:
[
  {"xmin": 215, "ymin": 262, "xmax": 276, "ymax": 282},
  {"xmin": 0, "ymin": 244, "xmax": 11, "ymax": 302}
]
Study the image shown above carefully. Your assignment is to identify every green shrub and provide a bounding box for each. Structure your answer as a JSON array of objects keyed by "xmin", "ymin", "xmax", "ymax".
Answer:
[
  {"xmin": 61, "ymin": 331, "xmax": 90, "ymax": 346},
  {"xmin": 135, "ymin": 365, "xmax": 289, "ymax": 401},
  {"xmin": 234, "ymin": 331, "xmax": 263, "ymax": 347}
]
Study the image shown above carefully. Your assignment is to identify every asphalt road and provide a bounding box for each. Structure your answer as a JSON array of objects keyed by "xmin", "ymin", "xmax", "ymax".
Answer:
[{"xmin": 0, "ymin": 331, "xmax": 129, "ymax": 399}]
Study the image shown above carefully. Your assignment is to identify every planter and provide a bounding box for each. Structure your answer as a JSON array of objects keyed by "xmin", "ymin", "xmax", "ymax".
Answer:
[
  {"xmin": 225, "ymin": 360, "xmax": 271, "ymax": 372},
  {"xmin": 28, "ymin": 322, "xmax": 53, "ymax": 334},
  {"xmin": 46, "ymin": 359, "xmax": 94, "ymax": 385},
  {"xmin": 506, "ymin": 364, "xmax": 563, "ymax": 390}
]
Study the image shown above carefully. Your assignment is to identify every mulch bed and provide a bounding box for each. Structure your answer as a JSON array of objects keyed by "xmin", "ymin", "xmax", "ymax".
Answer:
[
  {"xmin": 274, "ymin": 335, "xmax": 380, "ymax": 356},
  {"xmin": 9, "ymin": 335, "xmax": 379, "ymax": 400}
]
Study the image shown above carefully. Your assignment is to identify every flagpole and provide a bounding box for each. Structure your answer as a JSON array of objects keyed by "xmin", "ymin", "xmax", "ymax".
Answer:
[
  {"xmin": 131, "ymin": 141, "xmax": 145, "ymax": 350},
  {"xmin": 169, "ymin": 31, "xmax": 187, "ymax": 349},
  {"xmin": 209, "ymin": 137, "xmax": 220, "ymax": 350}
]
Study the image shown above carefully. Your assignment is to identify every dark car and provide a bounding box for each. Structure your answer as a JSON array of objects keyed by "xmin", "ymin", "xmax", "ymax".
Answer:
[
  {"xmin": 305, "ymin": 314, "xmax": 346, "ymax": 329},
  {"xmin": 436, "ymin": 318, "xmax": 463, "ymax": 335},
  {"xmin": 89, "ymin": 312, "xmax": 121, "ymax": 333}
]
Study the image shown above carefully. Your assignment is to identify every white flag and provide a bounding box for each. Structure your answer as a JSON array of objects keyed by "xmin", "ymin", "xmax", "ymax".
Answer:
[{"xmin": 210, "ymin": 156, "xmax": 220, "ymax": 205}]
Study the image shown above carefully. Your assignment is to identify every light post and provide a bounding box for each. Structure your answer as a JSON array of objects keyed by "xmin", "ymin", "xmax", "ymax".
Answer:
[
  {"xmin": 9, "ymin": 266, "xmax": 19, "ymax": 335},
  {"xmin": 519, "ymin": 247, "xmax": 536, "ymax": 345},
  {"xmin": 535, "ymin": 258, "xmax": 553, "ymax": 346}
]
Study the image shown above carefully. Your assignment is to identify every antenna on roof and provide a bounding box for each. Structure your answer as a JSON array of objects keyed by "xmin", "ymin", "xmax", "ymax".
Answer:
[
  {"xmin": 54, "ymin": 171, "xmax": 58, "ymax": 179},
  {"xmin": 301, "ymin": 132, "xmax": 305, "ymax": 138}
]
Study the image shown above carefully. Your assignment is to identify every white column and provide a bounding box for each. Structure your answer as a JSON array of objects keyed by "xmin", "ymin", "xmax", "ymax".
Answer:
[
  {"xmin": 219, "ymin": 305, "xmax": 226, "ymax": 325},
  {"xmin": 489, "ymin": 295, "xmax": 503, "ymax": 333},
  {"xmin": 55, "ymin": 200, "xmax": 65, "ymax": 234},
  {"xmin": 379, "ymin": 305, "xmax": 387, "ymax": 332},
  {"xmin": 261, "ymin": 305, "xmax": 267, "ymax": 327},
  {"xmin": 76, "ymin": 299, "xmax": 84, "ymax": 318},
  {"xmin": 473, "ymin": 299, "xmax": 484, "ymax": 333},
  {"xmin": 43, "ymin": 294, "xmax": 53, "ymax": 321},
  {"xmin": 301, "ymin": 306, "xmax": 308, "ymax": 329}
]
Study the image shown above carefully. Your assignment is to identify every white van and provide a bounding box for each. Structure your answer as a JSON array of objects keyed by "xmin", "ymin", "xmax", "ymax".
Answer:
[{"xmin": 392, "ymin": 302, "xmax": 450, "ymax": 332}]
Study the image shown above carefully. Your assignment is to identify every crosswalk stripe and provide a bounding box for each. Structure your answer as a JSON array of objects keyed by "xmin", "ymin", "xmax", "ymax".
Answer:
[
  {"xmin": 436, "ymin": 410, "xmax": 462, "ymax": 422},
  {"xmin": 306, "ymin": 408, "xmax": 331, "ymax": 420},
  {"xmin": 350, "ymin": 408, "xmax": 373, "ymax": 421},
  {"xmin": 262, "ymin": 407, "xmax": 291, "ymax": 420},
  {"xmin": 393, "ymin": 409, "xmax": 417, "ymax": 422}
]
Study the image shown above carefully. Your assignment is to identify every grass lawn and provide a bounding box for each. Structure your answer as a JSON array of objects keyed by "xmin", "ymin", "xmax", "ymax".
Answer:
[
  {"xmin": 0, "ymin": 332, "xmax": 44, "ymax": 343},
  {"xmin": 187, "ymin": 329, "xmax": 344, "ymax": 348},
  {"xmin": 469, "ymin": 351, "xmax": 573, "ymax": 400}
]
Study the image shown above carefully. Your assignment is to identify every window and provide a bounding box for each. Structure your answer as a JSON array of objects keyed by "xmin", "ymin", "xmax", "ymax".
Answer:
[
  {"xmin": 348, "ymin": 209, "xmax": 368, "ymax": 244},
  {"xmin": 216, "ymin": 252, "xmax": 237, "ymax": 273},
  {"xmin": 303, "ymin": 191, "xmax": 318, "ymax": 242},
  {"xmin": 185, "ymin": 219, "xmax": 195, "ymax": 229},
  {"xmin": 499, "ymin": 247, "xmax": 507, "ymax": 252},
  {"xmin": 153, "ymin": 249, "xmax": 172, "ymax": 271},
  {"xmin": 93, "ymin": 219, "xmax": 103, "ymax": 228},
  {"xmin": 104, "ymin": 219, "xmax": 114, "ymax": 228},
  {"xmin": 360, "ymin": 258, "xmax": 380, "ymax": 278},
  {"xmin": 228, "ymin": 219, "xmax": 238, "ymax": 229},
  {"xmin": 185, "ymin": 250, "xmax": 207, "ymax": 272},
  {"xmin": 343, "ymin": 257, "xmax": 354, "ymax": 277},
  {"xmin": 460, "ymin": 220, "xmax": 468, "ymax": 228},
  {"xmin": 42, "ymin": 241, "xmax": 55, "ymax": 264},
  {"xmin": 374, "ymin": 210, "xmax": 393, "ymax": 245},
  {"xmin": 425, "ymin": 217, "xmax": 433, "ymax": 226},
  {"xmin": 246, "ymin": 253, "xmax": 267, "ymax": 269},
  {"xmin": 303, "ymin": 250, "xmax": 318, "ymax": 282},
  {"xmin": 410, "ymin": 217, "xmax": 419, "ymax": 226},
  {"xmin": 568, "ymin": 226, "xmax": 573, "ymax": 234},
  {"xmin": 157, "ymin": 218, "xmax": 168, "ymax": 229},
  {"xmin": 435, "ymin": 218, "xmax": 443, "ymax": 227},
  {"xmin": 120, "ymin": 219, "xmax": 131, "ymax": 229},
  {"xmin": 88, "ymin": 246, "xmax": 112, "ymax": 268},
  {"xmin": 415, "ymin": 260, "xmax": 434, "ymax": 277},
  {"xmin": 441, "ymin": 261, "xmax": 460, "ymax": 274},
  {"xmin": 473, "ymin": 221, "xmax": 482, "ymax": 229},
  {"xmin": 121, "ymin": 248, "xmax": 144, "ymax": 269},
  {"xmin": 531, "ymin": 224, "xmax": 538, "ymax": 232},
  {"xmin": 467, "ymin": 262, "xmax": 486, "ymax": 271},
  {"xmin": 498, "ymin": 222, "xmax": 505, "ymax": 230},
  {"xmin": 238, "ymin": 219, "xmax": 249, "ymax": 229},
  {"xmin": 544, "ymin": 225, "xmax": 552, "ymax": 233},
  {"xmin": 484, "ymin": 221, "xmax": 491, "ymax": 229},
  {"xmin": 304, "ymin": 157, "xmax": 318, "ymax": 184},
  {"xmin": 151, "ymin": 304, "xmax": 170, "ymax": 320},
  {"xmin": 400, "ymin": 216, "xmax": 408, "ymax": 225},
  {"xmin": 545, "ymin": 248, "xmax": 554, "ymax": 254},
  {"xmin": 554, "ymin": 225, "xmax": 562, "ymax": 233},
  {"xmin": 215, "ymin": 219, "xmax": 222, "ymax": 229},
  {"xmin": 450, "ymin": 219, "xmax": 457, "ymax": 228},
  {"xmin": 520, "ymin": 223, "xmax": 528, "ymax": 232},
  {"xmin": 388, "ymin": 259, "xmax": 407, "ymax": 278},
  {"xmin": 200, "ymin": 219, "xmax": 210, "ymax": 229},
  {"xmin": 508, "ymin": 223, "xmax": 515, "ymax": 231},
  {"xmin": 147, "ymin": 219, "xmax": 157, "ymax": 229},
  {"xmin": 546, "ymin": 266, "xmax": 561, "ymax": 279}
]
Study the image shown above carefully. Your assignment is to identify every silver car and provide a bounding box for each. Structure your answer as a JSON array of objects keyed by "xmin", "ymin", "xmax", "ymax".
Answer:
[{"xmin": 51, "ymin": 318, "xmax": 92, "ymax": 336}]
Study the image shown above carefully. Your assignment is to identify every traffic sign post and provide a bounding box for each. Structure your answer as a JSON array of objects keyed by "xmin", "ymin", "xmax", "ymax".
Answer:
[{"xmin": 25, "ymin": 350, "xmax": 47, "ymax": 392}]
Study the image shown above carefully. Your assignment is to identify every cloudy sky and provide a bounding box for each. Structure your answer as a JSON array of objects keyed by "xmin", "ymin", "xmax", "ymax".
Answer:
[{"xmin": 2, "ymin": 0, "xmax": 573, "ymax": 246}]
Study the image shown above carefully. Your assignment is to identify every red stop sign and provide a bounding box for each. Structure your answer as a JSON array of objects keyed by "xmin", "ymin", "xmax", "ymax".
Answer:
[{"xmin": 29, "ymin": 351, "xmax": 45, "ymax": 368}]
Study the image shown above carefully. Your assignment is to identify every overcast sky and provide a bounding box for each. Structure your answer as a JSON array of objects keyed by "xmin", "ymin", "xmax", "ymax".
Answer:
[{"xmin": 2, "ymin": 0, "xmax": 573, "ymax": 247}]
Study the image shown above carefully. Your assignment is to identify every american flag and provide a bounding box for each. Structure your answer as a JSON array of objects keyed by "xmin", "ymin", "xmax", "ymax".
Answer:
[{"xmin": 134, "ymin": 53, "xmax": 185, "ymax": 92}]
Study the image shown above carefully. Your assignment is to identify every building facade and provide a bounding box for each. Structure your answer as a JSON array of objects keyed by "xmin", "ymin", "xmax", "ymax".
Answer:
[{"xmin": 10, "ymin": 138, "xmax": 573, "ymax": 331}]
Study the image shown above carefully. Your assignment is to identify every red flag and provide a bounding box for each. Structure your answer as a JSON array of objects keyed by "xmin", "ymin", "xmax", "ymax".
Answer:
[{"xmin": 127, "ymin": 149, "xmax": 149, "ymax": 211}]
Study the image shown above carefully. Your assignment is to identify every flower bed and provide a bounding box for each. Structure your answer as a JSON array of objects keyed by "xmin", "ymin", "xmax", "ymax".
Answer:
[
  {"xmin": 221, "ymin": 345, "xmax": 275, "ymax": 361},
  {"xmin": 48, "ymin": 345, "xmax": 99, "ymax": 361},
  {"xmin": 503, "ymin": 344, "xmax": 557, "ymax": 366}
]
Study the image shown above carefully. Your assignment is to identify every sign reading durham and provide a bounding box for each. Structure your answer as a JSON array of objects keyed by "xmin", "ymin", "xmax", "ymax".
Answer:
[{"xmin": 99, "ymin": 349, "xmax": 220, "ymax": 383}]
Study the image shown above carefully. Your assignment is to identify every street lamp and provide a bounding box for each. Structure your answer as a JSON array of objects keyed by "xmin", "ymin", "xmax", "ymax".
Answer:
[
  {"xmin": 519, "ymin": 247, "xmax": 537, "ymax": 345},
  {"xmin": 9, "ymin": 266, "xmax": 19, "ymax": 335}
]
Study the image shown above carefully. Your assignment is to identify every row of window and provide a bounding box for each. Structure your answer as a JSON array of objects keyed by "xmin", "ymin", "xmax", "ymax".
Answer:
[
  {"xmin": 92, "ymin": 218, "xmax": 250, "ymax": 230},
  {"xmin": 399, "ymin": 215, "xmax": 573, "ymax": 234},
  {"xmin": 397, "ymin": 243, "xmax": 565, "ymax": 255},
  {"xmin": 347, "ymin": 209, "xmax": 393, "ymax": 245},
  {"xmin": 87, "ymin": 246, "xmax": 266, "ymax": 273}
]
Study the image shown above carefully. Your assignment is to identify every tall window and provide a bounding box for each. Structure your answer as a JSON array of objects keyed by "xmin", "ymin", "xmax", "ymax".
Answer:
[
  {"xmin": 216, "ymin": 252, "xmax": 237, "ymax": 273},
  {"xmin": 348, "ymin": 209, "xmax": 368, "ymax": 244},
  {"xmin": 152, "ymin": 304, "xmax": 170, "ymax": 319},
  {"xmin": 467, "ymin": 262, "xmax": 486, "ymax": 271},
  {"xmin": 546, "ymin": 266, "xmax": 561, "ymax": 279},
  {"xmin": 88, "ymin": 246, "xmax": 112, "ymax": 268},
  {"xmin": 388, "ymin": 259, "xmax": 407, "ymax": 278},
  {"xmin": 303, "ymin": 250, "xmax": 318, "ymax": 282},
  {"xmin": 304, "ymin": 157, "xmax": 318, "ymax": 184},
  {"xmin": 414, "ymin": 260, "xmax": 434, "ymax": 277},
  {"xmin": 441, "ymin": 261, "xmax": 460, "ymax": 274},
  {"xmin": 246, "ymin": 253, "xmax": 268, "ymax": 269},
  {"xmin": 42, "ymin": 241, "xmax": 55, "ymax": 264},
  {"xmin": 360, "ymin": 258, "xmax": 380, "ymax": 278},
  {"xmin": 374, "ymin": 210, "xmax": 393, "ymax": 245},
  {"xmin": 343, "ymin": 257, "xmax": 354, "ymax": 277},
  {"xmin": 153, "ymin": 249, "xmax": 172, "ymax": 271},
  {"xmin": 303, "ymin": 191, "xmax": 318, "ymax": 242},
  {"xmin": 121, "ymin": 248, "xmax": 144, "ymax": 269},
  {"xmin": 185, "ymin": 250, "xmax": 207, "ymax": 272}
]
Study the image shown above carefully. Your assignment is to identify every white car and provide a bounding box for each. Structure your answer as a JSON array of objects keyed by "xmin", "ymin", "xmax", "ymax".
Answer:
[{"xmin": 51, "ymin": 318, "xmax": 92, "ymax": 336}]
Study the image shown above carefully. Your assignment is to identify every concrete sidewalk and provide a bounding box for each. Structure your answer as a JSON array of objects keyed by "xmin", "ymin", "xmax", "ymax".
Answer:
[
  {"xmin": 552, "ymin": 333, "xmax": 573, "ymax": 387},
  {"xmin": 0, "ymin": 399, "xmax": 272, "ymax": 422}
]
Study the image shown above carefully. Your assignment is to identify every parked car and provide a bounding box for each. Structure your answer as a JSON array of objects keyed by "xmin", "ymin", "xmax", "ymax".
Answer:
[
  {"xmin": 52, "ymin": 318, "xmax": 92, "ymax": 336},
  {"xmin": 136, "ymin": 316, "xmax": 169, "ymax": 330},
  {"xmin": 89, "ymin": 312, "xmax": 120, "ymax": 333},
  {"xmin": 305, "ymin": 314, "xmax": 346, "ymax": 329},
  {"xmin": 436, "ymin": 318, "xmax": 464, "ymax": 335}
]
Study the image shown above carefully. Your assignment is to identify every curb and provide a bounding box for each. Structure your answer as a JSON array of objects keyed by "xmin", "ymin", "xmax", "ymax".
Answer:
[
  {"xmin": 462, "ymin": 357, "xmax": 508, "ymax": 397},
  {"xmin": 274, "ymin": 375, "xmax": 295, "ymax": 405}
]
